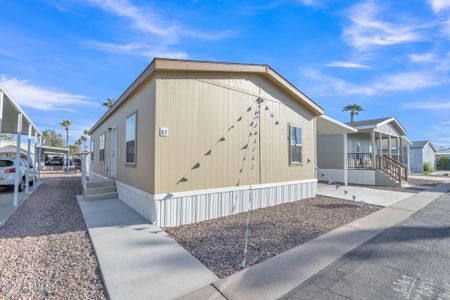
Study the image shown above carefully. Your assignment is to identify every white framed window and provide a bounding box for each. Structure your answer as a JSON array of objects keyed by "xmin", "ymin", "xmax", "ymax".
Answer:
[
  {"xmin": 289, "ymin": 125, "xmax": 302, "ymax": 164},
  {"xmin": 99, "ymin": 133, "xmax": 105, "ymax": 163},
  {"xmin": 125, "ymin": 112, "xmax": 137, "ymax": 164}
]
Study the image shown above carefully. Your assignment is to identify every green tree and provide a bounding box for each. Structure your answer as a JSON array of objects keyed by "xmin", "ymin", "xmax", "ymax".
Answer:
[
  {"xmin": 59, "ymin": 120, "xmax": 72, "ymax": 151},
  {"xmin": 342, "ymin": 104, "xmax": 364, "ymax": 123},
  {"xmin": 438, "ymin": 156, "xmax": 450, "ymax": 170},
  {"xmin": 0, "ymin": 133, "xmax": 13, "ymax": 141},
  {"xmin": 102, "ymin": 98, "xmax": 115, "ymax": 109},
  {"xmin": 41, "ymin": 129, "xmax": 64, "ymax": 147}
]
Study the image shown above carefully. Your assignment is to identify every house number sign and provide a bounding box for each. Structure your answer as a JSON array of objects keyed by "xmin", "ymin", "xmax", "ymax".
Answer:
[{"xmin": 159, "ymin": 127, "xmax": 169, "ymax": 137}]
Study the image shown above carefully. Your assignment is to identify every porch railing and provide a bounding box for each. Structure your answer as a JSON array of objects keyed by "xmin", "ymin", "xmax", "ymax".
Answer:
[
  {"xmin": 348, "ymin": 153, "xmax": 373, "ymax": 169},
  {"xmin": 376, "ymin": 154, "xmax": 408, "ymax": 183}
]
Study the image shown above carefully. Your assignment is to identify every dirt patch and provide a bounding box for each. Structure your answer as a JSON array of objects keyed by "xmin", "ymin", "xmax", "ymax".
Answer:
[
  {"xmin": 0, "ymin": 174, "xmax": 106, "ymax": 299},
  {"xmin": 166, "ymin": 195, "xmax": 380, "ymax": 279},
  {"xmin": 407, "ymin": 178, "xmax": 444, "ymax": 186}
]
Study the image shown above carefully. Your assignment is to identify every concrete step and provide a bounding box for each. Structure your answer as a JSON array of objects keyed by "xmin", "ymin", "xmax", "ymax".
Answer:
[
  {"xmin": 85, "ymin": 192, "xmax": 118, "ymax": 201},
  {"xmin": 86, "ymin": 180, "xmax": 115, "ymax": 188},
  {"xmin": 86, "ymin": 186, "xmax": 117, "ymax": 195}
]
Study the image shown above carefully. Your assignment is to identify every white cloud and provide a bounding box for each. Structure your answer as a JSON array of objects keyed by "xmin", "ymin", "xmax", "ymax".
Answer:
[
  {"xmin": 428, "ymin": 0, "xmax": 450, "ymax": 13},
  {"xmin": 409, "ymin": 52, "xmax": 437, "ymax": 62},
  {"xmin": 325, "ymin": 61, "xmax": 371, "ymax": 69},
  {"xmin": 301, "ymin": 70, "xmax": 444, "ymax": 96},
  {"xmin": 0, "ymin": 77, "xmax": 92, "ymax": 111},
  {"xmin": 301, "ymin": 69, "xmax": 376, "ymax": 96},
  {"xmin": 86, "ymin": 41, "xmax": 188, "ymax": 59},
  {"xmin": 402, "ymin": 100, "xmax": 450, "ymax": 110},
  {"xmin": 343, "ymin": 1, "xmax": 422, "ymax": 50},
  {"xmin": 372, "ymin": 72, "xmax": 442, "ymax": 92},
  {"xmin": 83, "ymin": 0, "xmax": 235, "ymax": 42},
  {"xmin": 298, "ymin": 0, "xmax": 320, "ymax": 6}
]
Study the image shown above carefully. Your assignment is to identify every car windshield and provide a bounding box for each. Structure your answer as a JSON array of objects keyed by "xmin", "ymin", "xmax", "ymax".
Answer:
[{"xmin": 0, "ymin": 160, "xmax": 14, "ymax": 167}]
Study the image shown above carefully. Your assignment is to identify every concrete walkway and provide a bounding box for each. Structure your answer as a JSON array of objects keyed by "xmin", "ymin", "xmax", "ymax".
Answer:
[
  {"xmin": 282, "ymin": 188, "xmax": 450, "ymax": 299},
  {"xmin": 184, "ymin": 183, "xmax": 450, "ymax": 300},
  {"xmin": 0, "ymin": 183, "xmax": 41, "ymax": 227},
  {"xmin": 317, "ymin": 183, "xmax": 414, "ymax": 207},
  {"xmin": 77, "ymin": 196, "xmax": 218, "ymax": 300}
]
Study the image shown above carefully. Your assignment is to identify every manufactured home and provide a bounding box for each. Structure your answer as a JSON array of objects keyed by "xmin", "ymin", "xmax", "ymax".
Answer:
[
  {"xmin": 89, "ymin": 58, "xmax": 356, "ymax": 227},
  {"xmin": 317, "ymin": 117, "xmax": 412, "ymax": 186},
  {"xmin": 410, "ymin": 140, "xmax": 436, "ymax": 173}
]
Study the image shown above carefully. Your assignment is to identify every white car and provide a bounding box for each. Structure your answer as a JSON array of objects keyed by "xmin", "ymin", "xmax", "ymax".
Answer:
[{"xmin": 0, "ymin": 157, "xmax": 35, "ymax": 192}]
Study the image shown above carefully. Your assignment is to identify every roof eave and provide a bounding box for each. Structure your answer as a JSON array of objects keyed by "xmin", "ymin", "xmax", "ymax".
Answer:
[{"xmin": 89, "ymin": 58, "xmax": 324, "ymax": 134}]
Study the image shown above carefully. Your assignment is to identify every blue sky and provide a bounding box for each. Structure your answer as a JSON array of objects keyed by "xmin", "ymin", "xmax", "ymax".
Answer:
[{"xmin": 0, "ymin": 0, "xmax": 449, "ymax": 148}]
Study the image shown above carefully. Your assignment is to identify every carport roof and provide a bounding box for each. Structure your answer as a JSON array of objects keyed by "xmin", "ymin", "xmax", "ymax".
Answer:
[
  {"xmin": 317, "ymin": 115, "xmax": 357, "ymax": 135},
  {"xmin": 38, "ymin": 145, "xmax": 69, "ymax": 154},
  {"xmin": 0, "ymin": 85, "xmax": 41, "ymax": 136}
]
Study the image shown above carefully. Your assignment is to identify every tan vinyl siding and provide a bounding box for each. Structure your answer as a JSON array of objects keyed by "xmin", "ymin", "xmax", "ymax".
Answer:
[
  {"xmin": 154, "ymin": 71, "xmax": 316, "ymax": 194},
  {"xmin": 90, "ymin": 79, "xmax": 156, "ymax": 193}
]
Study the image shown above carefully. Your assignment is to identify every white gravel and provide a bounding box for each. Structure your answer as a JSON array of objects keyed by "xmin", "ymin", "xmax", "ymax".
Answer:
[{"xmin": 0, "ymin": 174, "xmax": 106, "ymax": 299}]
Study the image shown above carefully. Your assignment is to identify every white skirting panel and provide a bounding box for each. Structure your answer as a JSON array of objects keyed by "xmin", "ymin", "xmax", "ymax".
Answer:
[
  {"xmin": 116, "ymin": 181, "xmax": 157, "ymax": 223},
  {"xmin": 319, "ymin": 169, "xmax": 376, "ymax": 185},
  {"xmin": 156, "ymin": 179, "xmax": 317, "ymax": 227}
]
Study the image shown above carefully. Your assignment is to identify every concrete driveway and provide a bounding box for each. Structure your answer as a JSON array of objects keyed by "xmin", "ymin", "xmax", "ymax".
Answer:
[
  {"xmin": 317, "ymin": 183, "xmax": 415, "ymax": 207},
  {"xmin": 0, "ymin": 184, "xmax": 40, "ymax": 227}
]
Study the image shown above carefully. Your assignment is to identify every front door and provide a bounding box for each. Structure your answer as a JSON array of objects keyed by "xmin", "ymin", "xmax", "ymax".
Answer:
[{"xmin": 110, "ymin": 126, "xmax": 118, "ymax": 178}]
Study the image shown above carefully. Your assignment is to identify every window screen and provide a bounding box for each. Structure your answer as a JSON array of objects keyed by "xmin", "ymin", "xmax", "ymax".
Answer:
[
  {"xmin": 289, "ymin": 125, "xmax": 302, "ymax": 164},
  {"xmin": 125, "ymin": 113, "xmax": 137, "ymax": 164}
]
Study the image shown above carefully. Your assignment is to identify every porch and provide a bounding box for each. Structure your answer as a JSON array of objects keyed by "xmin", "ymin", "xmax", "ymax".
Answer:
[{"xmin": 346, "ymin": 131, "xmax": 410, "ymax": 169}]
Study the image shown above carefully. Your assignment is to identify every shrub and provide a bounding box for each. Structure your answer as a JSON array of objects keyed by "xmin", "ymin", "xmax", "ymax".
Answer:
[
  {"xmin": 423, "ymin": 161, "xmax": 435, "ymax": 174},
  {"xmin": 437, "ymin": 156, "xmax": 450, "ymax": 170}
]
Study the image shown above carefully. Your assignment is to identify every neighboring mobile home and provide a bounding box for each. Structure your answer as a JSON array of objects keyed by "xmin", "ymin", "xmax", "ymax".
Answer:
[
  {"xmin": 410, "ymin": 140, "xmax": 437, "ymax": 173},
  {"xmin": 317, "ymin": 117, "xmax": 411, "ymax": 186},
  {"xmin": 89, "ymin": 58, "xmax": 352, "ymax": 227}
]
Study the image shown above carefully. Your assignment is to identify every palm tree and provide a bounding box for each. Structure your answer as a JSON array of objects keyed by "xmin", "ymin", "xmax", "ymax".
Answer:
[
  {"xmin": 342, "ymin": 104, "xmax": 364, "ymax": 123},
  {"xmin": 59, "ymin": 120, "xmax": 72, "ymax": 149},
  {"xmin": 80, "ymin": 135, "xmax": 88, "ymax": 151},
  {"xmin": 102, "ymin": 98, "xmax": 114, "ymax": 109}
]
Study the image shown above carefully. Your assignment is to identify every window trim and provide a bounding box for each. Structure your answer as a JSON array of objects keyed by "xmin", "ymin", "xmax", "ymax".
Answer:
[
  {"xmin": 288, "ymin": 123, "xmax": 303, "ymax": 166},
  {"xmin": 125, "ymin": 111, "xmax": 138, "ymax": 166},
  {"xmin": 99, "ymin": 133, "xmax": 106, "ymax": 163}
]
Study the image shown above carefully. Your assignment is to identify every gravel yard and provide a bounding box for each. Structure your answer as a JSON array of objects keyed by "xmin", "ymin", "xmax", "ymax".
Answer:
[
  {"xmin": 166, "ymin": 195, "xmax": 380, "ymax": 279},
  {"xmin": 0, "ymin": 174, "xmax": 106, "ymax": 299}
]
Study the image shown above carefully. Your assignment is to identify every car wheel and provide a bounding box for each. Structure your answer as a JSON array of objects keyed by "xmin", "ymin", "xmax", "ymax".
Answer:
[
  {"xmin": 29, "ymin": 179, "xmax": 34, "ymax": 187},
  {"xmin": 18, "ymin": 177, "xmax": 25, "ymax": 192}
]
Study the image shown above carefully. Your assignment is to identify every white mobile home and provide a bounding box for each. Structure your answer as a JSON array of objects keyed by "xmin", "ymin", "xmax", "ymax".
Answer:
[
  {"xmin": 317, "ymin": 117, "xmax": 411, "ymax": 186},
  {"xmin": 410, "ymin": 140, "xmax": 436, "ymax": 173}
]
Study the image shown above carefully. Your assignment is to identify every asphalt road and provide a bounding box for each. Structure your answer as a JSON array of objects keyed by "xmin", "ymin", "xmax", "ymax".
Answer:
[{"xmin": 281, "ymin": 192, "xmax": 450, "ymax": 300}]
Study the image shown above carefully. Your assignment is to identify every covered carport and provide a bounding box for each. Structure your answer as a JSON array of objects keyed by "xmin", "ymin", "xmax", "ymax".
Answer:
[
  {"xmin": 0, "ymin": 86, "xmax": 41, "ymax": 209},
  {"xmin": 316, "ymin": 115, "xmax": 357, "ymax": 186},
  {"xmin": 37, "ymin": 145, "xmax": 70, "ymax": 173}
]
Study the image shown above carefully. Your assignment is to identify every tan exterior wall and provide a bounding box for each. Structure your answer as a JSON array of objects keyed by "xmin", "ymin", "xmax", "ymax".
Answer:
[
  {"xmin": 154, "ymin": 71, "xmax": 316, "ymax": 194},
  {"xmin": 90, "ymin": 79, "xmax": 156, "ymax": 193}
]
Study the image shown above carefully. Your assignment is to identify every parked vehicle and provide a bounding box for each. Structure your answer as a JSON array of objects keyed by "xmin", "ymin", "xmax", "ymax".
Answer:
[{"xmin": 0, "ymin": 157, "xmax": 35, "ymax": 191}]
